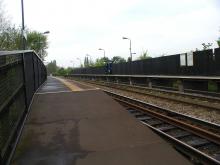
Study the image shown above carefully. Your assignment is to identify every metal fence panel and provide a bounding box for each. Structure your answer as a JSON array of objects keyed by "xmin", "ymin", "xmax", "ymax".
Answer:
[
  {"xmin": 72, "ymin": 49, "xmax": 219, "ymax": 76},
  {"xmin": 214, "ymin": 48, "xmax": 220, "ymax": 75},
  {"xmin": 193, "ymin": 50, "xmax": 212, "ymax": 75},
  {"xmin": 0, "ymin": 51, "xmax": 47, "ymax": 164},
  {"xmin": 24, "ymin": 52, "xmax": 35, "ymax": 105}
]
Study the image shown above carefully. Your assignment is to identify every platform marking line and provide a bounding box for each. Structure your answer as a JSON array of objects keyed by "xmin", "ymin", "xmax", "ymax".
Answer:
[
  {"xmin": 69, "ymin": 88, "xmax": 100, "ymax": 93},
  {"xmin": 55, "ymin": 77, "xmax": 83, "ymax": 92},
  {"xmin": 68, "ymin": 79, "xmax": 100, "ymax": 90},
  {"xmin": 36, "ymin": 91, "xmax": 72, "ymax": 95}
]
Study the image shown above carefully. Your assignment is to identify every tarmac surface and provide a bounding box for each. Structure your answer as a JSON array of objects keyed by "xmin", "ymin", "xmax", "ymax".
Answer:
[{"xmin": 12, "ymin": 76, "xmax": 192, "ymax": 165}]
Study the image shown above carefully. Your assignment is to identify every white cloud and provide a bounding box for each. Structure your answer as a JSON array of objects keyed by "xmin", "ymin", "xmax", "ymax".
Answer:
[{"xmin": 4, "ymin": 0, "xmax": 220, "ymax": 67}]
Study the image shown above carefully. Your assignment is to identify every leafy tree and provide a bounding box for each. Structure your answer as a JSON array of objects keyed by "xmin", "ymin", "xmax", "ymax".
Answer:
[
  {"xmin": 0, "ymin": 0, "xmax": 10, "ymax": 32},
  {"xmin": 94, "ymin": 57, "xmax": 109, "ymax": 67},
  {"xmin": 112, "ymin": 56, "xmax": 126, "ymax": 63},
  {"xmin": 47, "ymin": 60, "xmax": 73, "ymax": 76},
  {"xmin": 138, "ymin": 50, "xmax": 151, "ymax": 60},
  {"xmin": 84, "ymin": 56, "xmax": 89, "ymax": 67},
  {"xmin": 47, "ymin": 60, "xmax": 58, "ymax": 74},
  {"xmin": 0, "ymin": 1, "xmax": 49, "ymax": 60},
  {"xmin": 65, "ymin": 67, "xmax": 73, "ymax": 75},
  {"xmin": 26, "ymin": 31, "xmax": 48, "ymax": 60},
  {"xmin": 0, "ymin": 0, "xmax": 14, "ymax": 49},
  {"xmin": 0, "ymin": 28, "xmax": 48, "ymax": 60},
  {"xmin": 0, "ymin": 26, "xmax": 22, "ymax": 50},
  {"xmin": 202, "ymin": 43, "xmax": 213, "ymax": 50},
  {"xmin": 127, "ymin": 57, "xmax": 132, "ymax": 62},
  {"xmin": 54, "ymin": 67, "xmax": 73, "ymax": 76},
  {"xmin": 56, "ymin": 67, "xmax": 67, "ymax": 76},
  {"xmin": 217, "ymin": 38, "xmax": 220, "ymax": 48}
]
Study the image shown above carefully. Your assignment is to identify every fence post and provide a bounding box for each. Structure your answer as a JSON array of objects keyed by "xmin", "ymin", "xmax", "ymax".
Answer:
[
  {"xmin": 21, "ymin": 52, "xmax": 28, "ymax": 112},
  {"xmin": 129, "ymin": 77, "xmax": 133, "ymax": 85},
  {"xmin": 177, "ymin": 79, "xmax": 184, "ymax": 92},
  {"xmin": 32, "ymin": 53, "xmax": 36, "ymax": 90},
  {"xmin": 147, "ymin": 78, "xmax": 152, "ymax": 88}
]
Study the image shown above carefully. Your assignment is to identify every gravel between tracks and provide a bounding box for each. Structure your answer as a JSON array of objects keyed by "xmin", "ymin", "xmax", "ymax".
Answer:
[{"xmin": 68, "ymin": 79, "xmax": 220, "ymax": 125}]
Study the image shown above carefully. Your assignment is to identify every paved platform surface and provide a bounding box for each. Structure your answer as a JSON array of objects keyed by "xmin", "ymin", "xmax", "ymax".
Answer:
[{"xmin": 12, "ymin": 77, "xmax": 191, "ymax": 165}]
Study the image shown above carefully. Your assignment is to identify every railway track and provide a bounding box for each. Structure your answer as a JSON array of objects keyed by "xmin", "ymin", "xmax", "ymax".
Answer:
[
  {"xmin": 80, "ymin": 79, "xmax": 220, "ymax": 111},
  {"xmin": 104, "ymin": 90, "xmax": 220, "ymax": 165}
]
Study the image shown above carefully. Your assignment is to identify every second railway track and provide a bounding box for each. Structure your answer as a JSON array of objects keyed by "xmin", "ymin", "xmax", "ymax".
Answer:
[{"xmin": 74, "ymin": 78, "xmax": 220, "ymax": 111}]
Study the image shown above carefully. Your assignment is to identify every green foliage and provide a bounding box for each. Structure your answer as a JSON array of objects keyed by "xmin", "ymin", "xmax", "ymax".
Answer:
[
  {"xmin": 201, "ymin": 43, "xmax": 213, "ymax": 50},
  {"xmin": 88, "ymin": 56, "xmax": 125, "ymax": 67},
  {"xmin": 56, "ymin": 67, "xmax": 66, "ymax": 76},
  {"xmin": 65, "ymin": 67, "xmax": 73, "ymax": 75},
  {"xmin": 84, "ymin": 56, "xmax": 89, "ymax": 67},
  {"xmin": 26, "ymin": 31, "xmax": 48, "ymax": 60},
  {"xmin": 0, "ymin": 26, "xmax": 22, "ymax": 50},
  {"xmin": 54, "ymin": 67, "xmax": 73, "ymax": 76},
  {"xmin": 47, "ymin": 60, "xmax": 73, "ymax": 76},
  {"xmin": 46, "ymin": 60, "xmax": 58, "ymax": 75},
  {"xmin": 138, "ymin": 50, "xmax": 151, "ymax": 60},
  {"xmin": 0, "ymin": 28, "xmax": 49, "ymax": 60},
  {"xmin": 112, "ymin": 56, "xmax": 126, "ymax": 63},
  {"xmin": 0, "ymin": 0, "xmax": 10, "ymax": 32},
  {"xmin": 0, "ymin": 1, "xmax": 49, "ymax": 60},
  {"xmin": 217, "ymin": 38, "xmax": 220, "ymax": 48},
  {"xmin": 127, "ymin": 57, "xmax": 132, "ymax": 62},
  {"xmin": 93, "ymin": 57, "xmax": 109, "ymax": 67}
]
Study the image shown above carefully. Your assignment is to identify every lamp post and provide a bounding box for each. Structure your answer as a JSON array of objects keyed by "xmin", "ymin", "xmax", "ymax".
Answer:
[
  {"xmin": 42, "ymin": 31, "xmax": 50, "ymax": 35},
  {"xmin": 122, "ymin": 36, "xmax": 132, "ymax": 61},
  {"xmin": 21, "ymin": 0, "xmax": 25, "ymax": 50},
  {"xmin": 98, "ymin": 48, "xmax": 105, "ymax": 58}
]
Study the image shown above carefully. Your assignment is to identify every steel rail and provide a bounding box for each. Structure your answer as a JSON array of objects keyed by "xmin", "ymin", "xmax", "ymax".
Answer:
[
  {"xmin": 66, "ymin": 78, "xmax": 220, "ymax": 130},
  {"xmin": 79, "ymin": 79, "xmax": 220, "ymax": 111},
  {"xmin": 104, "ymin": 90, "xmax": 220, "ymax": 165}
]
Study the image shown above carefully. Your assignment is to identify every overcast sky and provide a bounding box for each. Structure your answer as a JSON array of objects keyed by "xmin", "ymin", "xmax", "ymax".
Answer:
[{"xmin": 4, "ymin": 0, "xmax": 220, "ymax": 67}]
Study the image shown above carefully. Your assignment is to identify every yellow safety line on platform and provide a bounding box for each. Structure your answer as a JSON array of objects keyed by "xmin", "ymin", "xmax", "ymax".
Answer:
[
  {"xmin": 68, "ymin": 79, "xmax": 100, "ymax": 90},
  {"xmin": 55, "ymin": 77, "xmax": 83, "ymax": 92}
]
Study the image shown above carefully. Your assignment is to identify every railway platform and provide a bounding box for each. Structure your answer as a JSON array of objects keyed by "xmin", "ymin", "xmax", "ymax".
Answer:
[{"xmin": 11, "ymin": 77, "xmax": 191, "ymax": 165}]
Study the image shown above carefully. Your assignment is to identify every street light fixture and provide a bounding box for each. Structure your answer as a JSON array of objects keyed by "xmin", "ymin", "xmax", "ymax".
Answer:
[
  {"xmin": 42, "ymin": 31, "xmax": 50, "ymax": 35},
  {"xmin": 122, "ymin": 36, "xmax": 132, "ymax": 61},
  {"xmin": 98, "ymin": 48, "xmax": 105, "ymax": 58}
]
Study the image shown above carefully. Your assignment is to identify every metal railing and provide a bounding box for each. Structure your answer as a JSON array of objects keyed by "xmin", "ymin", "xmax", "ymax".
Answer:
[{"xmin": 0, "ymin": 50, "xmax": 47, "ymax": 164}]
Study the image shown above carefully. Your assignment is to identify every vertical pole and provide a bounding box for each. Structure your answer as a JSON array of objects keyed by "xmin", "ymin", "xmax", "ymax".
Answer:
[
  {"xmin": 129, "ymin": 77, "xmax": 132, "ymax": 85},
  {"xmin": 38, "ymin": 35, "xmax": 41, "ymax": 58},
  {"xmin": 178, "ymin": 79, "xmax": 184, "ymax": 92},
  {"xmin": 21, "ymin": 0, "xmax": 25, "ymax": 50},
  {"xmin": 147, "ymin": 78, "xmax": 152, "ymax": 88},
  {"xmin": 32, "ymin": 53, "xmax": 36, "ymax": 90},
  {"xmin": 22, "ymin": 53, "xmax": 28, "ymax": 111},
  {"xmin": 130, "ymin": 39, "xmax": 132, "ymax": 61}
]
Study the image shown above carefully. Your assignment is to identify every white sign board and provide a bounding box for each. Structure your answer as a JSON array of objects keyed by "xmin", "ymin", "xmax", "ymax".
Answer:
[
  {"xmin": 187, "ymin": 52, "xmax": 193, "ymax": 66},
  {"xmin": 180, "ymin": 53, "xmax": 186, "ymax": 66}
]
